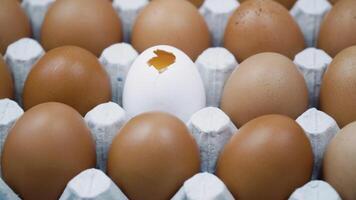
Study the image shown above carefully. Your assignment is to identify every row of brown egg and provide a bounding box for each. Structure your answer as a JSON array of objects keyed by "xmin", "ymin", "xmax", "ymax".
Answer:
[
  {"xmin": 0, "ymin": 100, "xmax": 347, "ymax": 200},
  {"xmin": 1, "ymin": 0, "xmax": 353, "ymax": 62},
  {"xmin": 1, "ymin": 0, "xmax": 356, "ymax": 200}
]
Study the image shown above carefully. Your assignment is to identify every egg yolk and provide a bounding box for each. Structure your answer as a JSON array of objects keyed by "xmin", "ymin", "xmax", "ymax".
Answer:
[{"xmin": 148, "ymin": 49, "xmax": 176, "ymax": 73}]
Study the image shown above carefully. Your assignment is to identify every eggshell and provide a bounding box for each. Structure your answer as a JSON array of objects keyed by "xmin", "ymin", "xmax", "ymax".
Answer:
[
  {"xmin": 221, "ymin": 52, "xmax": 308, "ymax": 127},
  {"xmin": 131, "ymin": 0, "xmax": 211, "ymax": 60},
  {"xmin": 323, "ymin": 121, "xmax": 356, "ymax": 200},
  {"xmin": 224, "ymin": 0, "xmax": 305, "ymax": 62},
  {"xmin": 0, "ymin": 56, "xmax": 14, "ymax": 99},
  {"xmin": 320, "ymin": 46, "xmax": 356, "ymax": 127},
  {"xmin": 0, "ymin": 0, "xmax": 31, "ymax": 54},
  {"xmin": 239, "ymin": 0, "xmax": 296, "ymax": 9},
  {"xmin": 216, "ymin": 114, "xmax": 313, "ymax": 200},
  {"xmin": 107, "ymin": 112, "xmax": 200, "ymax": 200},
  {"xmin": 23, "ymin": 46, "xmax": 111, "ymax": 116},
  {"xmin": 123, "ymin": 45, "xmax": 206, "ymax": 122},
  {"xmin": 41, "ymin": 0, "xmax": 122, "ymax": 56},
  {"xmin": 1, "ymin": 102, "xmax": 96, "ymax": 200},
  {"xmin": 318, "ymin": 0, "xmax": 356, "ymax": 57}
]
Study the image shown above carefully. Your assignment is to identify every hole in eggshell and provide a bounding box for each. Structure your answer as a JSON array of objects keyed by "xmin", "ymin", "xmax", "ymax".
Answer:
[{"xmin": 148, "ymin": 49, "xmax": 176, "ymax": 73}]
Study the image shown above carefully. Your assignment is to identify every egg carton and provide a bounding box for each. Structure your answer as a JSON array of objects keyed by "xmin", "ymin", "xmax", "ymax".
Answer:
[{"xmin": 0, "ymin": 0, "xmax": 343, "ymax": 199}]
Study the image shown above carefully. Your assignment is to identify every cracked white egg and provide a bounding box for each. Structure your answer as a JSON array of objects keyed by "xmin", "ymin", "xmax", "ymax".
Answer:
[{"xmin": 123, "ymin": 45, "xmax": 206, "ymax": 122}]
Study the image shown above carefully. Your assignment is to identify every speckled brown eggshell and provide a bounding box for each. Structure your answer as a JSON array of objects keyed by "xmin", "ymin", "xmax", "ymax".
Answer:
[
  {"xmin": 131, "ymin": 0, "xmax": 211, "ymax": 60},
  {"xmin": 216, "ymin": 114, "xmax": 313, "ymax": 200},
  {"xmin": 1, "ymin": 102, "xmax": 96, "ymax": 200},
  {"xmin": 107, "ymin": 112, "xmax": 200, "ymax": 200},
  {"xmin": 320, "ymin": 46, "xmax": 356, "ymax": 128},
  {"xmin": 221, "ymin": 52, "xmax": 308, "ymax": 127},
  {"xmin": 0, "ymin": 55, "xmax": 14, "ymax": 99},
  {"xmin": 0, "ymin": 0, "xmax": 31, "ymax": 54},
  {"xmin": 224, "ymin": 0, "xmax": 305, "ymax": 62},
  {"xmin": 239, "ymin": 0, "xmax": 297, "ymax": 9},
  {"xmin": 23, "ymin": 46, "xmax": 111, "ymax": 116},
  {"xmin": 41, "ymin": 0, "xmax": 122, "ymax": 56},
  {"xmin": 323, "ymin": 121, "xmax": 356, "ymax": 200},
  {"xmin": 318, "ymin": 0, "xmax": 356, "ymax": 57}
]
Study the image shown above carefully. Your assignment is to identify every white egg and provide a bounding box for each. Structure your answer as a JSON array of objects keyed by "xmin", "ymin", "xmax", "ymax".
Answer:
[{"xmin": 123, "ymin": 45, "xmax": 206, "ymax": 122}]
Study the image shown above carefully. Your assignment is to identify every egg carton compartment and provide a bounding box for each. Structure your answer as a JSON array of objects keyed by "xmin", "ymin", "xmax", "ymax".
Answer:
[{"xmin": 0, "ymin": 0, "xmax": 348, "ymax": 199}]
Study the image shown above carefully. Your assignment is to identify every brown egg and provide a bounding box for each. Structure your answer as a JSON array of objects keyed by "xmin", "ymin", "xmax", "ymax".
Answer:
[
  {"xmin": 41, "ymin": 0, "xmax": 122, "ymax": 56},
  {"xmin": 328, "ymin": 0, "xmax": 339, "ymax": 4},
  {"xmin": 187, "ymin": 0, "xmax": 204, "ymax": 7},
  {"xmin": 0, "ymin": 55, "xmax": 14, "ymax": 99},
  {"xmin": 318, "ymin": 0, "xmax": 356, "ymax": 57},
  {"xmin": 323, "ymin": 121, "xmax": 356, "ymax": 200},
  {"xmin": 131, "ymin": 0, "xmax": 211, "ymax": 60},
  {"xmin": 216, "ymin": 114, "xmax": 313, "ymax": 200},
  {"xmin": 320, "ymin": 46, "xmax": 356, "ymax": 128},
  {"xmin": 151, "ymin": 0, "xmax": 204, "ymax": 7},
  {"xmin": 239, "ymin": 0, "xmax": 296, "ymax": 9},
  {"xmin": 1, "ymin": 102, "xmax": 96, "ymax": 200},
  {"xmin": 0, "ymin": 0, "xmax": 31, "ymax": 54},
  {"xmin": 224, "ymin": 0, "xmax": 305, "ymax": 62},
  {"xmin": 23, "ymin": 46, "xmax": 111, "ymax": 116},
  {"xmin": 221, "ymin": 52, "xmax": 308, "ymax": 127},
  {"xmin": 107, "ymin": 112, "xmax": 200, "ymax": 200}
]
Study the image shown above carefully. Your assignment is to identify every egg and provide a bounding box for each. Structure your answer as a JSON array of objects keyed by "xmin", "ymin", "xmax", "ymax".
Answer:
[
  {"xmin": 152, "ymin": 0, "xmax": 204, "ymax": 7},
  {"xmin": 240, "ymin": 0, "xmax": 296, "ymax": 9},
  {"xmin": 221, "ymin": 52, "xmax": 308, "ymax": 127},
  {"xmin": 320, "ymin": 46, "xmax": 356, "ymax": 127},
  {"xmin": 0, "ymin": 0, "xmax": 31, "ymax": 54},
  {"xmin": 216, "ymin": 114, "xmax": 313, "ymax": 200},
  {"xmin": 1, "ymin": 102, "xmax": 96, "ymax": 200},
  {"xmin": 123, "ymin": 45, "xmax": 205, "ymax": 122},
  {"xmin": 0, "ymin": 55, "xmax": 14, "ymax": 99},
  {"xmin": 41, "ymin": 0, "xmax": 122, "ymax": 56},
  {"xmin": 131, "ymin": 0, "xmax": 211, "ymax": 60},
  {"xmin": 188, "ymin": 0, "xmax": 204, "ymax": 7},
  {"xmin": 323, "ymin": 121, "xmax": 356, "ymax": 200},
  {"xmin": 318, "ymin": 0, "xmax": 356, "ymax": 57},
  {"xmin": 224, "ymin": 0, "xmax": 305, "ymax": 62},
  {"xmin": 328, "ymin": 0, "xmax": 339, "ymax": 4},
  {"xmin": 23, "ymin": 46, "xmax": 111, "ymax": 116},
  {"xmin": 107, "ymin": 112, "xmax": 200, "ymax": 200}
]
